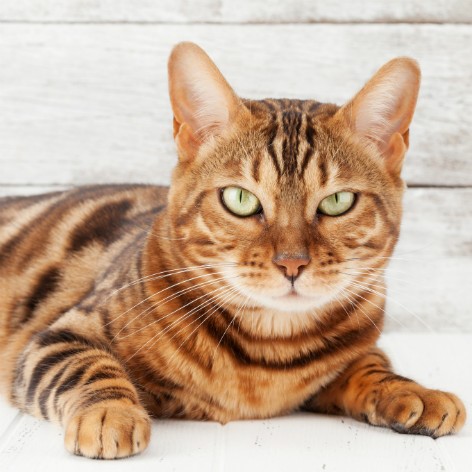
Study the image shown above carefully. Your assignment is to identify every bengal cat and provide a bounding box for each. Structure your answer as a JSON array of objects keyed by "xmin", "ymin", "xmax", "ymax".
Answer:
[{"xmin": 0, "ymin": 42, "xmax": 465, "ymax": 459}]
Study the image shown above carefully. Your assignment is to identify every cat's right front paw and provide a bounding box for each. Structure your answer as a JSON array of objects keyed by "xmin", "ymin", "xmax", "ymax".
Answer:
[{"xmin": 64, "ymin": 404, "xmax": 151, "ymax": 459}]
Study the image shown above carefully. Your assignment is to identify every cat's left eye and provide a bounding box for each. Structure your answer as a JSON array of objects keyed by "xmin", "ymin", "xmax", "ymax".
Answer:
[
  {"xmin": 221, "ymin": 187, "xmax": 262, "ymax": 217},
  {"xmin": 318, "ymin": 191, "xmax": 355, "ymax": 216}
]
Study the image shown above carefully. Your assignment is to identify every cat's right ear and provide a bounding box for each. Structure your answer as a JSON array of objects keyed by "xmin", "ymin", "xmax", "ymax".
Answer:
[{"xmin": 168, "ymin": 42, "xmax": 241, "ymax": 162}]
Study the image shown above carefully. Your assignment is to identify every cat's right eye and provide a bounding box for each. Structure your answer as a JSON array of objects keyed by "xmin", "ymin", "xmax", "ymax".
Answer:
[{"xmin": 221, "ymin": 187, "xmax": 262, "ymax": 217}]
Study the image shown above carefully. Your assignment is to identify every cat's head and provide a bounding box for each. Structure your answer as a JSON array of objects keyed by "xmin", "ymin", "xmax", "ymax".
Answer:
[{"xmin": 164, "ymin": 42, "xmax": 420, "ymax": 333}]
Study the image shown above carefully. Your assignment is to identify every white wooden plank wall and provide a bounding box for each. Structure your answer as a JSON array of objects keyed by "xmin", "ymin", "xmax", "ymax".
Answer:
[
  {"xmin": 1, "ymin": 1, "xmax": 471, "ymax": 23},
  {"xmin": 0, "ymin": 1, "xmax": 471, "ymax": 332}
]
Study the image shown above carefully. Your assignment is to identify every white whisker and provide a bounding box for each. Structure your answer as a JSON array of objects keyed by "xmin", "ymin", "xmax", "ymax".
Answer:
[
  {"xmin": 105, "ymin": 262, "xmax": 237, "ymax": 301},
  {"xmin": 113, "ymin": 274, "xmax": 239, "ymax": 339},
  {"xmin": 163, "ymin": 288, "xmax": 242, "ymax": 366},
  {"xmin": 212, "ymin": 295, "xmax": 250, "ymax": 361},
  {"xmin": 347, "ymin": 279, "xmax": 433, "ymax": 331},
  {"xmin": 343, "ymin": 287, "xmax": 383, "ymax": 334},
  {"xmin": 128, "ymin": 286, "xmax": 241, "ymax": 362},
  {"xmin": 106, "ymin": 269, "xmax": 235, "ymax": 327}
]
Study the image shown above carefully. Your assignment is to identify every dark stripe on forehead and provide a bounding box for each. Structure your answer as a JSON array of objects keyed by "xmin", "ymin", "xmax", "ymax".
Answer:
[
  {"xmin": 300, "ymin": 122, "xmax": 316, "ymax": 177},
  {"xmin": 266, "ymin": 120, "xmax": 283, "ymax": 177},
  {"xmin": 281, "ymin": 110, "xmax": 302, "ymax": 175},
  {"xmin": 251, "ymin": 154, "xmax": 261, "ymax": 183},
  {"xmin": 247, "ymin": 99, "xmax": 338, "ymax": 179},
  {"xmin": 260, "ymin": 99, "xmax": 279, "ymax": 112},
  {"xmin": 318, "ymin": 159, "xmax": 329, "ymax": 187},
  {"xmin": 308, "ymin": 102, "xmax": 323, "ymax": 114},
  {"xmin": 258, "ymin": 100, "xmax": 284, "ymax": 177}
]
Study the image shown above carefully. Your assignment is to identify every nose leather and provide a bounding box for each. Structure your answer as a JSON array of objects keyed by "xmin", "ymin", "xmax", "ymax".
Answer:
[{"xmin": 273, "ymin": 255, "xmax": 311, "ymax": 280}]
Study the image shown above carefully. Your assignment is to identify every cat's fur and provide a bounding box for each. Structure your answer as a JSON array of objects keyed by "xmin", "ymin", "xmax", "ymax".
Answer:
[{"xmin": 0, "ymin": 42, "xmax": 465, "ymax": 459}]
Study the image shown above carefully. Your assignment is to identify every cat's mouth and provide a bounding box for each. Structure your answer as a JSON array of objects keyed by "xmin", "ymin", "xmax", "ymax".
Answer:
[
  {"xmin": 277, "ymin": 288, "xmax": 314, "ymax": 302},
  {"xmin": 280, "ymin": 288, "xmax": 302, "ymax": 298},
  {"xmin": 223, "ymin": 269, "xmax": 332, "ymax": 312}
]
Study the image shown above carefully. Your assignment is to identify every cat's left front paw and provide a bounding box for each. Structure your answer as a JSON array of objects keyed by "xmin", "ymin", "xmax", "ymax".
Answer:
[{"xmin": 376, "ymin": 388, "xmax": 466, "ymax": 438}]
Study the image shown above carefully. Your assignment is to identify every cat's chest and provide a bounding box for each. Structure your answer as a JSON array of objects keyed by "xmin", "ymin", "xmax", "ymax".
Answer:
[
  {"xmin": 142, "ymin": 362, "xmax": 336, "ymax": 422},
  {"xmin": 184, "ymin": 360, "xmax": 341, "ymax": 422},
  {"xmin": 133, "ymin": 336, "xmax": 346, "ymax": 422}
]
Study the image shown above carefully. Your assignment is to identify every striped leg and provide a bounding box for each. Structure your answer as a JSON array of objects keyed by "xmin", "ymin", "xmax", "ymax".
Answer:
[
  {"xmin": 305, "ymin": 348, "xmax": 466, "ymax": 438},
  {"xmin": 13, "ymin": 329, "xmax": 151, "ymax": 459}
]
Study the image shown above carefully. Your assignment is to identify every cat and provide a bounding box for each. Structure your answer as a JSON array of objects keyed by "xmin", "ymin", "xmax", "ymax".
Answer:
[{"xmin": 0, "ymin": 42, "xmax": 465, "ymax": 459}]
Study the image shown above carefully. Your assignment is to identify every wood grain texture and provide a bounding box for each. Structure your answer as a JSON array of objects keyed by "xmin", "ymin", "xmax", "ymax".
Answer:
[
  {"xmin": 0, "ymin": 0, "xmax": 471, "ymax": 23},
  {"xmin": 1, "ymin": 185, "xmax": 470, "ymax": 332},
  {"xmin": 0, "ymin": 334, "xmax": 471, "ymax": 471},
  {"xmin": 0, "ymin": 401, "xmax": 20, "ymax": 440},
  {"xmin": 0, "ymin": 24, "xmax": 471, "ymax": 186},
  {"xmin": 385, "ymin": 188, "xmax": 472, "ymax": 332}
]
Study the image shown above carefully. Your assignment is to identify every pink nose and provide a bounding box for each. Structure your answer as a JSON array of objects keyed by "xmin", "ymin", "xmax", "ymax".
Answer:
[{"xmin": 273, "ymin": 255, "xmax": 311, "ymax": 280}]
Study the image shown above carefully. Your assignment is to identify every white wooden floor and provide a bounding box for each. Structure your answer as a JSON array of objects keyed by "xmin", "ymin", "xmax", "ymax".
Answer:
[{"xmin": 0, "ymin": 333, "xmax": 470, "ymax": 472}]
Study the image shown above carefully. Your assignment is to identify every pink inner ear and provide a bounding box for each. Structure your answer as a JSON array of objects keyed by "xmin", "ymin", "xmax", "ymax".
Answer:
[
  {"xmin": 355, "ymin": 86, "xmax": 405, "ymax": 146},
  {"xmin": 346, "ymin": 59, "xmax": 420, "ymax": 171},
  {"xmin": 177, "ymin": 77, "xmax": 231, "ymax": 138},
  {"xmin": 353, "ymin": 91, "xmax": 412, "ymax": 166},
  {"xmin": 169, "ymin": 43, "xmax": 240, "ymax": 146}
]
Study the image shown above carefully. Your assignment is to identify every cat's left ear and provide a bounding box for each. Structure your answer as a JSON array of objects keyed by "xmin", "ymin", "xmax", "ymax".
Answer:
[
  {"xmin": 168, "ymin": 42, "xmax": 243, "ymax": 162},
  {"xmin": 338, "ymin": 58, "xmax": 421, "ymax": 175}
]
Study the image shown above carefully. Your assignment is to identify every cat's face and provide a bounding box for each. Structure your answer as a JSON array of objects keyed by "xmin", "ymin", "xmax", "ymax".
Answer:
[{"xmin": 165, "ymin": 43, "xmax": 420, "ymax": 332}]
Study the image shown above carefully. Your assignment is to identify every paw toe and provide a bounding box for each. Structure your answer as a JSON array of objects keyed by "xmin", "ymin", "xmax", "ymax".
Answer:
[
  {"xmin": 379, "ymin": 388, "xmax": 465, "ymax": 438},
  {"xmin": 64, "ymin": 405, "xmax": 151, "ymax": 459}
]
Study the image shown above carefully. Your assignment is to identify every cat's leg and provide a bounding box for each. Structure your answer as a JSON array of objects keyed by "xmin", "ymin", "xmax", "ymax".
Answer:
[
  {"xmin": 305, "ymin": 348, "xmax": 466, "ymax": 437},
  {"xmin": 12, "ymin": 328, "xmax": 151, "ymax": 459}
]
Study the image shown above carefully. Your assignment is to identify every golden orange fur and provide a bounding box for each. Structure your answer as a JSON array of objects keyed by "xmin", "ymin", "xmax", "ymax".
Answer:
[{"xmin": 0, "ymin": 42, "xmax": 465, "ymax": 459}]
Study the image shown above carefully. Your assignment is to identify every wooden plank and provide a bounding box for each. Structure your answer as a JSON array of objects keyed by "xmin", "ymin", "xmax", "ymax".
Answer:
[
  {"xmin": 379, "ymin": 333, "xmax": 472, "ymax": 472},
  {"xmin": 0, "ymin": 24, "xmax": 471, "ymax": 186},
  {"xmin": 224, "ymin": 415, "xmax": 447, "ymax": 472},
  {"xmin": 379, "ymin": 334, "xmax": 472, "ymax": 472},
  {"xmin": 0, "ymin": 185, "xmax": 68, "ymax": 197},
  {"xmin": 386, "ymin": 188, "xmax": 472, "ymax": 332},
  {"xmin": 6, "ymin": 413, "xmax": 444, "ymax": 472},
  {"xmin": 0, "ymin": 334, "xmax": 470, "ymax": 470},
  {"xmin": 0, "ymin": 0, "xmax": 471, "ymax": 23},
  {"xmin": 0, "ymin": 411, "xmax": 222, "ymax": 472},
  {"xmin": 378, "ymin": 334, "xmax": 472, "ymax": 416},
  {"xmin": 0, "ymin": 401, "xmax": 21, "ymax": 442},
  {"xmin": 1, "ymin": 185, "xmax": 471, "ymax": 333}
]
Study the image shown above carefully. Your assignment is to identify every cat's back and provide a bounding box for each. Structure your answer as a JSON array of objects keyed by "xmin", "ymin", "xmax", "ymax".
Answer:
[
  {"xmin": 0, "ymin": 184, "xmax": 168, "ymax": 347},
  {"xmin": 0, "ymin": 184, "xmax": 168, "ymax": 258}
]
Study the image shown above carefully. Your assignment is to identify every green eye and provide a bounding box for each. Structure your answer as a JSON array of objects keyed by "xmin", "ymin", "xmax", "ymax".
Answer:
[
  {"xmin": 221, "ymin": 187, "xmax": 262, "ymax": 217},
  {"xmin": 318, "ymin": 191, "xmax": 355, "ymax": 216}
]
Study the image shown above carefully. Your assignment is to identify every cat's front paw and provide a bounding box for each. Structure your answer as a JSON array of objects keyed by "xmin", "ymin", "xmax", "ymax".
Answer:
[
  {"xmin": 64, "ymin": 404, "xmax": 151, "ymax": 459},
  {"xmin": 376, "ymin": 388, "xmax": 466, "ymax": 438}
]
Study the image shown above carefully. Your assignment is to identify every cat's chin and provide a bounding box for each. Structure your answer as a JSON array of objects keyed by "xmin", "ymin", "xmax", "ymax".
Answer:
[
  {"xmin": 264, "ymin": 295, "xmax": 327, "ymax": 313},
  {"xmin": 243, "ymin": 289, "xmax": 332, "ymax": 314}
]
